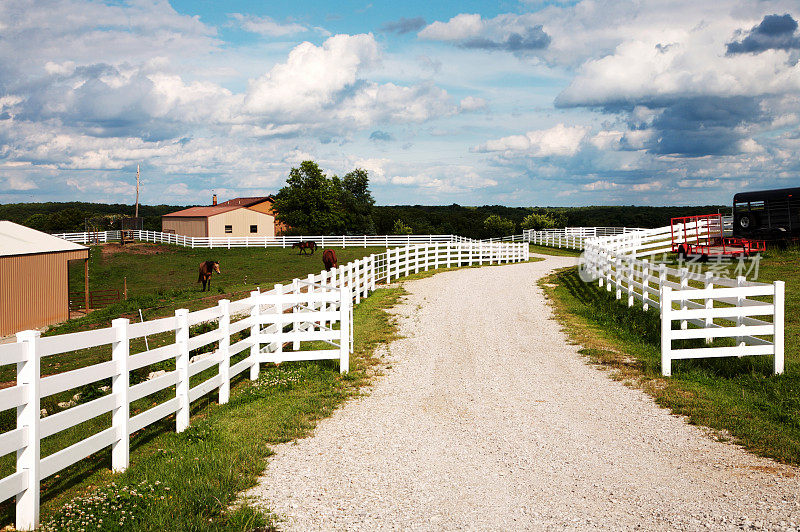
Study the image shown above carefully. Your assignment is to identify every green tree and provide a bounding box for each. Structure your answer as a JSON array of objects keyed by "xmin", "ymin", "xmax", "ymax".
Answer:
[
  {"xmin": 338, "ymin": 168, "xmax": 376, "ymax": 234},
  {"xmin": 521, "ymin": 212, "xmax": 556, "ymax": 231},
  {"xmin": 272, "ymin": 161, "xmax": 376, "ymax": 235},
  {"xmin": 391, "ymin": 219, "xmax": 413, "ymax": 235},
  {"xmin": 483, "ymin": 214, "xmax": 515, "ymax": 237}
]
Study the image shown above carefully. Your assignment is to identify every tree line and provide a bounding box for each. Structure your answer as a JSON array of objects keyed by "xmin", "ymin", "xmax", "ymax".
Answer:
[{"xmin": 0, "ymin": 162, "xmax": 728, "ymax": 238}]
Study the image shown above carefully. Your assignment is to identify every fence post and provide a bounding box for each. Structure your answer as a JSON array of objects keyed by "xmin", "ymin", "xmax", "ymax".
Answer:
[
  {"xmin": 15, "ymin": 330, "xmax": 41, "ymax": 531},
  {"xmin": 250, "ymin": 290, "xmax": 261, "ymax": 380},
  {"xmin": 369, "ymin": 255, "xmax": 376, "ymax": 292},
  {"xmin": 642, "ymin": 259, "xmax": 650, "ymax": 311},
  {"xmin": 272, "ymin": 285, "xmax": 284, "ymax": 363},
  {"xmin": 615, "ymin": 257, "xmax": 622, "ymax": 300},
  {"xmin": 292, "ymin": 279, "xmax": 300, "ymax": 350},
  {"xmin": 679, "ymin": 268, "xmax": 688, "ymax": 330},
  {"xmin": 339, "ymin": 286, "xmax": 350, "ymax": 374},
  {"xmin": 661, "ymin": 287, "xmax": 672, "ymax": 377},
  {"xmin": 111, "ymin": 318, "xmax": 130, "ymax": 472},
  {"xmin": 218, "ymin": 299, "xmax": 231, "ymax": 404},
  {"xmin": 175, "ymin": 309, "xmax": 190, "ymax": 433},
  {"xmin": 735, "ymin": 276, "xmax": 745, "ymax": 346},
  {"xmin": 627, "ymin": 259, "xmax": 635, "ymax": 307},
  {"xmin": 774, "ymin": 281, "xmax": 785, "ymax": 375},
  {"xmin": 704, "ymin": 272, "xmax": 713, "ymax": 345},
  {"xmin": 658, "ymin": 264, "xmax": 666, "ymax": 309}
]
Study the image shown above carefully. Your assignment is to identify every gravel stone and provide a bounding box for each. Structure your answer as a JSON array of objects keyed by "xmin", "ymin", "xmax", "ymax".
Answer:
[{"xmin": 244, "ymin": 256, "xmax": 800, "ymax": 530}]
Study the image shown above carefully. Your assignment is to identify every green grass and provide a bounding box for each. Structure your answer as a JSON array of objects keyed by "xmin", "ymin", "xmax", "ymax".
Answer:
[
  {"xmin": 62, "ymin": 243, "xmax": 384, "ymax": 333},
  {"xmin": 528, "ymin": 243, "xmax": 582, "ymax": 257},
  {"xmin": 542, "ymin": 246, "xmax": 800, "ymax": 464},
  {"xmin": 19, "ymin": 286, "xmax": 406, "ymax": 531}
]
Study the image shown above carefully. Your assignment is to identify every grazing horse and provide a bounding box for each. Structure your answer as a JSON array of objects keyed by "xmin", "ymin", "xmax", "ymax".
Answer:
[
  {"xmin": 292, "ymin": 241, "xmax": 318, "ymax": 255},
  {"xmin": 322, "ymin": 249, "xmax": 338, "ymax": 271},
  {"xmin": 198, "ymin": 260, "xmax": 220, "ymax": 292}
]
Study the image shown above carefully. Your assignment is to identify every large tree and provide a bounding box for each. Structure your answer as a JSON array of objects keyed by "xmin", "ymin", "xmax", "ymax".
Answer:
[{"xmin": 272, "ymin": 161, "xmax": 375, "ymax": 235}]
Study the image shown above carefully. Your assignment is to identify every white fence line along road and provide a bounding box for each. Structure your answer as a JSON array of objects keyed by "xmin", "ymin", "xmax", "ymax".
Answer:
[
  {"xmin": 0, "ymin": 241, "xmax": 528, "ymax": 530},
  {"xmin": 245, "ymin": 255, "xmax": 800, "ymax": 530},
  {"xmin": 52, "ymin": 230, "xmax": 480, "ymax": 249},
  {"xmin": 526, "ymin": 223, "xmax": 785, "ymax": 377}
]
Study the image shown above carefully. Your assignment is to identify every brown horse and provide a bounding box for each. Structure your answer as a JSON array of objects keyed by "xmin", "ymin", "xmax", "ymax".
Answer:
[
  {"xmin": 198, "ymin": 260, "xmax": 220, "ymax": 291},
  {"xmin": 292, "ymin": 241, "xmax": 318, "ymax": 255},
  {"xmin": 322, "ymin": 249, "xmax": 337, "ymax": 271}
]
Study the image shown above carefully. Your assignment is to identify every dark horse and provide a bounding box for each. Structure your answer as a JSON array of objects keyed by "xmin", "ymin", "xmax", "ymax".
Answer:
[
  {"xmin": 292, "ymin": 241, "xmax": 318, "ymax": 255},
  {"xmin": 322, "ymin": 249, "xmax": 337, "ymax": 271},
  {"xmin": 198, "ymin": 260, "xmax": 220, "ymax": 291}
]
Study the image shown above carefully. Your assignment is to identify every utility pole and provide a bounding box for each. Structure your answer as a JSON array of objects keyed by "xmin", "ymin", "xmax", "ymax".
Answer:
[{"xmin": 135, "ymin": 164, "xmax": 140, "ymax": 219}]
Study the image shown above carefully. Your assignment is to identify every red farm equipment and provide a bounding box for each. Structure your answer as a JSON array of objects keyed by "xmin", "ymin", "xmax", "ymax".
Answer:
[{"xmin": 670, "ymin": 213, "xmax": 765, "ymax": 260}]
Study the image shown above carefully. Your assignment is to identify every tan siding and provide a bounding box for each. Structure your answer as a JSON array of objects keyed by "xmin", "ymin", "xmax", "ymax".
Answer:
[
  {"xmin": 162, "ymin": 217, "xmax": 208, "ymax": 237},
  {"xmin": 246, "ymin": 203, "xmax": 287, "ymax": 234},
  {"xmin": 0, "ymin": 249, "xmax": 88, "ymax": 337},
  {"xmin": 208, "ymin": 209, "xmax": 276, "ymax": 237}
]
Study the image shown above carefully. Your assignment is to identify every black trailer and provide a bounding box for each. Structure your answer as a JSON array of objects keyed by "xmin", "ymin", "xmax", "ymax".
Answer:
[{"xmin": 733, "ymin": 187, "xmax": 800, "ymax": 239}]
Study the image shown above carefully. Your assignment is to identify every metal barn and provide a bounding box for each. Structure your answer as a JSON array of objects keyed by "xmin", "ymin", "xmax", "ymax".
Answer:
[{"xmin": 0, "ymin": 221, "xmax": 89, "ymax": 337}]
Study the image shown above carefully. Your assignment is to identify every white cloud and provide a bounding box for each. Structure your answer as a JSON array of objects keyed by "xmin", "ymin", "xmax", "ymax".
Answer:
[
  {"xmin": 418, "ymin": 14, "xmax": 484, "ymax": 41},
  {"xmin": 475, "ymin": 124, "xmax": 591, "ymax": 156},
  {"xmin": 582, "ymin": 180, "xmax": 619, "ymax": 190},
  {"xmin": 230, "ymin": 13, "xmax": 308, "ymax": 37},
  {"xmin": 459, "ymin": 96, "xmax": 488, "ymax": 111},
  {"xmin": 631, "ymin": 180, "xmax": 663, "ymax": 191}
]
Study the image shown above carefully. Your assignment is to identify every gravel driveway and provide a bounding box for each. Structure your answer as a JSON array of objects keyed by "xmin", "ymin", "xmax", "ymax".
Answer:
[{"xmin": 245, "ymin": 256, "xmax": 800, "ymax": 531}]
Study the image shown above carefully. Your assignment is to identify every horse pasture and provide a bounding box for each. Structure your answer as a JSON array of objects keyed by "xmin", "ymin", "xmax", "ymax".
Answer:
[{"xmin": 66, "ymin": 242, "xmax": 383, "ymax": 311}]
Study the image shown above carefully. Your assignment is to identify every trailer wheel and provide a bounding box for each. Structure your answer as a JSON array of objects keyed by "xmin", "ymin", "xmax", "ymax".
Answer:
[
  {"xmin": 677, "ymin": 244, "xmax": 688, "ymax": 260},
  {"xmin": 737, "ymin": 213, "xmax": 759, "ymax": 232}
]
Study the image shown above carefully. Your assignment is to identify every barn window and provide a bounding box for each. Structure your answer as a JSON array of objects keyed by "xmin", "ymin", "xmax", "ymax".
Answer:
[
  {"xmin": 224, "ymin": 225, "xmax": 232, "ymax": 234},
  {"xmin": 250, "ymin": 225, "xmax": 258, "ymax": 233}
]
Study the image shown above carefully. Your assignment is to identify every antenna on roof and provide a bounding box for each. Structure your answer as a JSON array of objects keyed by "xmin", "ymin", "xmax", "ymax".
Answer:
[{"xmin": 135, "ymin": 164, "xmax": 140, "ymax": 218}]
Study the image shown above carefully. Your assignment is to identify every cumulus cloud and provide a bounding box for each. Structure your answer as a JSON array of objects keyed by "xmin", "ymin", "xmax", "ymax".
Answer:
[
  {"xmin": 727, "ymin": 13, "xmax": 800, "ymax": 54},
  {"xmin": 418, "ymin": 14, "xmax": 484, "ymax": 41},
  {"xmin": 229, "ymin": 13, "xmax": 308, "ymax": 37},
  {"xmin": 419, "ymin": 13, "xmax": 550, "ymax": 54},
  {"xmin": 459, "ymin": 96, "xmax": 487, "ymax": 112},
  {"xmin": 582, "ymin": 180, "xmax": 619, "ymax": 191},
  {"xmin": 461, "ymin": 26, "xmax": 550, "ymax": 52},
  {"xmin": 381, "ymin": 16, "xmax": 426, "ymax": 34},
  {"xmin": 474, "ymin": 124, "xmax": 590, "ymax": 157}
]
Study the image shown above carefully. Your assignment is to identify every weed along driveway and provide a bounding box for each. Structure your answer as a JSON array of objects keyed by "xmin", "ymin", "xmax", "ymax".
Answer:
[{"xmin": 246, "ymin": 254, "xmax": 800, "ymax": 530}]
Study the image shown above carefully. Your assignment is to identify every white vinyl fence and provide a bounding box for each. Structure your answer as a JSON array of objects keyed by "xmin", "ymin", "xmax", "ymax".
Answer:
[
  {"xmin": 579, "ymin": 223, "xmax": 784, "ymax": 377},
  {"xmin": 524, "ymin": 227, "xmax": 643, "ymax": 250},
  {"xmin": 0, "ymin": 241, "xmax": 527, "ymax": 530},
  {"xmin": 52, "ymin": 230, "xmax": 477, "ymax": 249}
]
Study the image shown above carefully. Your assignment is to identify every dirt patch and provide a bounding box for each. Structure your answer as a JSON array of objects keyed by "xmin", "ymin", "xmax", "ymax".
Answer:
[{"xmin": 100, "ymin": 243, "xmax": 176, "ymax": 257}]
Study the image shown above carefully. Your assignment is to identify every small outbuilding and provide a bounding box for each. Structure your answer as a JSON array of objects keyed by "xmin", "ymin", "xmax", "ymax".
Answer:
[
  {"xmin": 161, "ymin": 195, "xmax": 286, "ymax": 238},
  {"xmin": 0, "ymin": 221, "xmax": 89, "ymax": 337}
]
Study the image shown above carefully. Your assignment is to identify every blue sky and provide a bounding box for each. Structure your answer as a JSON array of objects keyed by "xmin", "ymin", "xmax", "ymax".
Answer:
[{"xmin": 0, "ymin": 0, "xmax": 798, "ymax": 208}]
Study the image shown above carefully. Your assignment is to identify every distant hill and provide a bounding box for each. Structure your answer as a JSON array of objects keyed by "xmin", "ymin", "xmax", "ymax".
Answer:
[{"xmin": 0, "ymin": 201, "xmax": 727, "ymax": 238}]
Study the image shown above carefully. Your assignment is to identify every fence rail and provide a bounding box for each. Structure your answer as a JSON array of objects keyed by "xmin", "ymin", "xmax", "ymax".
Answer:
[
  {"xmin": 52, "ymin": 230, "xmax": 479, "ymax": 248},
  {"xmin": 1, "ymin": 241, "xmax": 527, "ymax": 530},
  {"xmin": 575, "ymin": 222, "xmax": 784, "ymax": 376},
  {"xmin": 68, "ymin": 289, "xmax": 122, "ymax": 311}
]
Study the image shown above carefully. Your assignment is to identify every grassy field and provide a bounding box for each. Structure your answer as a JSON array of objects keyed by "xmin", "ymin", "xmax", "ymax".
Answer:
[
  {"xmin": 543, "ymin": 245, "xmax": 800, "ymax": 464},
  {"xmin": 4, "ymin": 285, "xmax": 406, "ymax": 531},
  {"xmin": 528, "ymin": 243, "xmax": 582, "ymax": 257},
  {"xmin": 62, "ymin": 243, "xmax": 384, "ymax": 332}
]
